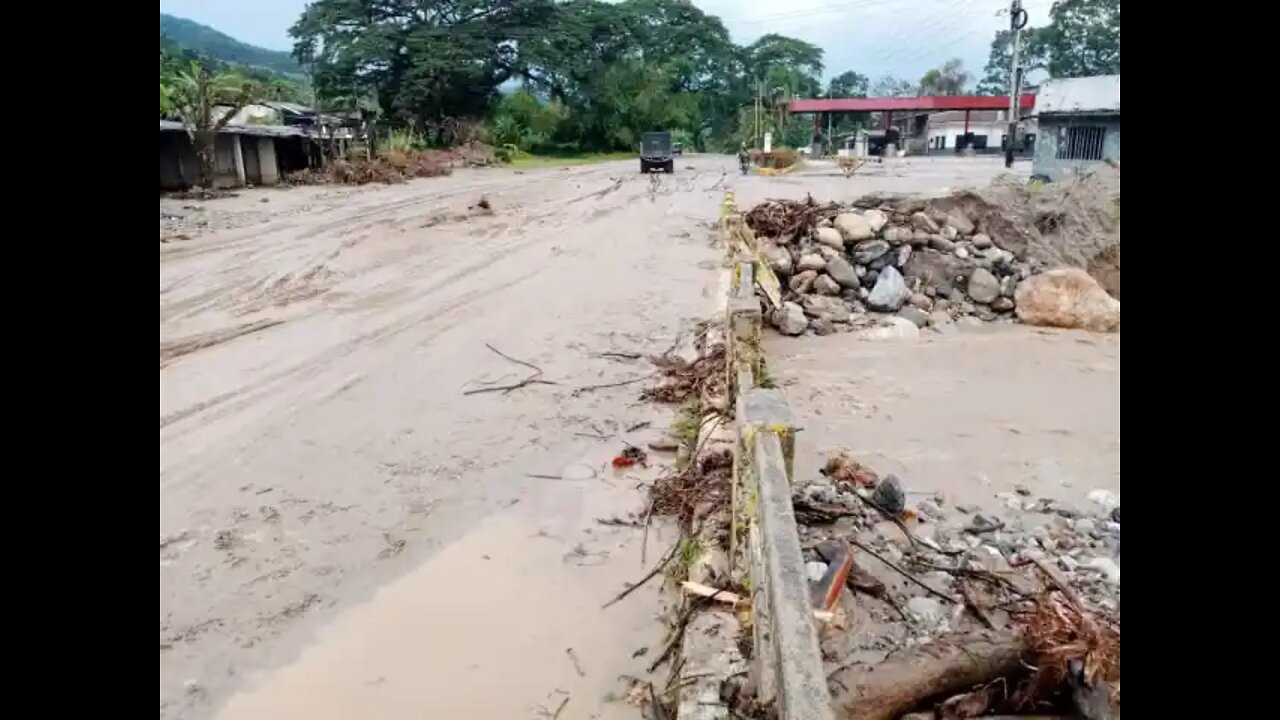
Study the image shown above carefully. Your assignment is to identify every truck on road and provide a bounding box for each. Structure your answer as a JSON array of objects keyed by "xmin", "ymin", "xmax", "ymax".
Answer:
[{"xmin": 640, "ymin": 132, "xmax": 675, "ymax": 174}]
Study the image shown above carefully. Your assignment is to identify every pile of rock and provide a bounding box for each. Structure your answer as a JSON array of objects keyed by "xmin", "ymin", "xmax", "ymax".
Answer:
[
  {"xmin": 794, "ymin": 471, "xmax": 1121, "ymax": 644},
  {"xmin": 751, "ymin": 199, "xmax": 1120, "ymax": 336}
]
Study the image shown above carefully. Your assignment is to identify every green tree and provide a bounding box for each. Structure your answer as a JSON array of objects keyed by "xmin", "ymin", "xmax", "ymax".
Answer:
[
  {"xmin": 491, "ymin": 90, "xmax": 566, "ymax": 150},
  {"xmin": 167, "ymin": 61, "xmax": 261, "ymax": 189},
  {"xmin": 977, "ymin": 29, "xmax": 1049, "ymax": 95},
  {"xmin": 827, "ymin": 70, "xmax": 869, "ymax": 98},
  {"xmin": 291, "ymin": 0, "xmax": 556, "ymax": 131},
  {"xmin": 918, "ymin": 59, "xmax": 970, "ymax": 95},
  {"xmin": 977, "ymin": 0, "xmax": 1118, "ymax": 93},
  {"xmin": 1039, "ymin": 0, "xmax": 1120, "ymax": 78}
]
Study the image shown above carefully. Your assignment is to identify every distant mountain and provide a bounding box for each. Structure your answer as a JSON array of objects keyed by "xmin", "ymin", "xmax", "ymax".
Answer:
[{"xmin": 160, "ymin": 13, "xmax": 301, "ymax": 77}]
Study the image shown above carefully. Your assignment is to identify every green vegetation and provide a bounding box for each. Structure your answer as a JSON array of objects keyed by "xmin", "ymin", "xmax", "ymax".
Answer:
[
  {"xmin": 979, "ymin": 0, "xmax": 1120, "ymax": 94},
  {"xmin": 507, "ymin": 152, "xmax": 635, "ymax": 169},
  {"xmin": 163, "ymin": 61, "xmax": 260, "ymax": 189},
  {"xmin": 288, "ymin": 0, "xmax": 830, "ymax": 153},
  {"xmin": 670, "ymin": 402, "xmax": 703, "ymax": 445},
  {"xmin": 158, "ymin": 0, "xmax": 1119, "ymax": 167},
  {"xmin": 161, "ymin": 13, "xmax": 301, "ymax": 77},
  {"xmin": 668, "ymin": 535, "xmax": 705, "ymax": 583}
]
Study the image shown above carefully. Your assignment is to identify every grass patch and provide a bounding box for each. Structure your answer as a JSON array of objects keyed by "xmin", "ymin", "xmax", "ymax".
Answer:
[
  {"xmin": 668, "ymin": 535, "xmax": 705, "ymax": 583},
  {"xmin": 757, "ymin": 358, "xmax": 777, "ymax": 389},
  {"xmin": 670, "ymin": 401, "xmax": 703, "ymax": 444},
  {"xmin": 508, "ymin": 151, "xmax": 635, "ymax": 169}
]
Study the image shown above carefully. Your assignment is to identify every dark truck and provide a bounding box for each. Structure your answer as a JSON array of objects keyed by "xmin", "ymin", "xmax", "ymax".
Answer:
[{"xmin": 640, "ymin": 132, "xmax": 675, "ymax": 174}]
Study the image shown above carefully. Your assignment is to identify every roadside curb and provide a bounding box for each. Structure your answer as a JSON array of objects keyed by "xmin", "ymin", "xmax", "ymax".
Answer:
[{"xmin": 721, "ymin": 193, "xmax": 834, "ymax": 720}]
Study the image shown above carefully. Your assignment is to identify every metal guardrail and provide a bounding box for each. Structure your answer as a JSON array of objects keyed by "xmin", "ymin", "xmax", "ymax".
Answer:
[{"xmin": 720, "ymin": 193, "xmax": 835, "ymax": 720}]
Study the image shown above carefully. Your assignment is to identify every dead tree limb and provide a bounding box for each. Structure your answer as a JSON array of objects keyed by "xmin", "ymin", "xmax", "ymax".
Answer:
[
  {"xmin": 829, "ymin": 632, "xmax": 1029, "ymax": 720},
  {"xmin": 602, "ymin": 542, "xmax": 678, "ymax": 609},
  {"xmin": 847, "ymin": 538, "xmax": 955, "ymax": 605},
  {"xmin": 464, "ymin": 344, "xmax": 556, "ymax": 395},
  {"xmin": 572, "ymin": 374, "xmax": 654, "ymax": 397}
]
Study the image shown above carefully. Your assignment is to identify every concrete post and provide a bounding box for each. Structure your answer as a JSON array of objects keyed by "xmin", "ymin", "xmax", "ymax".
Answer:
[
  {"xmin": 258, "ymin": 138, "xmax": 280, "ymax": 185},
  {"xmin": 232, "ymin": 135, "xmax": 246, "ymax": 187}
]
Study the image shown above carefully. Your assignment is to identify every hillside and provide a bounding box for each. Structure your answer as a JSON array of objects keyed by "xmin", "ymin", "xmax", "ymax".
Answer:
[{"xmin": 160, "ymin": 13, "xmax": 300, "ymax": 77}]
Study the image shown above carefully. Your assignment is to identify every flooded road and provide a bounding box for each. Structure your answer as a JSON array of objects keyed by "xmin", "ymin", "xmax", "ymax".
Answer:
[
  {"xmin": 160, "ymin": 157, "xmax": 731, "ymax": 719},
  {"xmin": 160, "ymin": 155, "xmax": 1025, "ymax": 719}
]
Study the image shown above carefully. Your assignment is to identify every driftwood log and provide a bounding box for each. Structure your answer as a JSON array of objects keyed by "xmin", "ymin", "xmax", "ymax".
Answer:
[{"xmin": 829, "ymin": 632, "xmax": 1028, "ymax": 720}]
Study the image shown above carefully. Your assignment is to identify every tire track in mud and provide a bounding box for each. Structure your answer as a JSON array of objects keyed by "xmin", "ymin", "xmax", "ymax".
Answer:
[{"xmin": 160, "ymin": 320, "xmax": 285, "ymax": 368}]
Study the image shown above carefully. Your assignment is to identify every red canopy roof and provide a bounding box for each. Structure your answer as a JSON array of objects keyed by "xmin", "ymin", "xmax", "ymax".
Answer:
[{"xmin": 790, "ymin": 95, "xmax": 1036, "ymax": 113}]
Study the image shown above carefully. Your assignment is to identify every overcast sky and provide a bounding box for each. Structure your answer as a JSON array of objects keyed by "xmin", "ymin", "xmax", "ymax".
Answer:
[{"xmin": 159, "ymin": 0, "xmax": 1053, "ymax": 88}]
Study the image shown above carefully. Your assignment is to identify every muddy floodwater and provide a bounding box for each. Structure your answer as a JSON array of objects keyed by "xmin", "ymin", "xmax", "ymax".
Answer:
[{"xmin": 161, "ymin": 156, "xmax": 1034, "ymax": 719}]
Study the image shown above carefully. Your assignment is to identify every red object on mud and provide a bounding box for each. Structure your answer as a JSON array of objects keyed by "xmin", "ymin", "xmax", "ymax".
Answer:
[{"xmin": 612, "ymin": 455, "xmax": 638, "ymax": 468}]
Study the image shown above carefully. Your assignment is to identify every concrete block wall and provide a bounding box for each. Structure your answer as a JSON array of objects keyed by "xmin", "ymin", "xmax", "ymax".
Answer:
[
  {"xmin": 720, "ymin": 194, "xmax": 835, "ymax": 720},
  {"xmin": 1033, "ymin": 116, "xmax": 1120, "ymax": 181}
]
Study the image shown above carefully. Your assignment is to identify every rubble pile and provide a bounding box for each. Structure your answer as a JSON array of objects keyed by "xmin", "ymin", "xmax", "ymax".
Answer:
[
  {"xmin": 750, "ymin": 196, "xmax": 1042, "ymax": 336},
  {"xmin": 287, "ymin": 148, "xmax": 453, "ymax": 186},
  {"xmin": 745, "ymin": 169, "xmax": 1121, "ymax": 336},
  {"xmin": 794, "ymin": 452, "xmax": 1121, "ymax": 719}
]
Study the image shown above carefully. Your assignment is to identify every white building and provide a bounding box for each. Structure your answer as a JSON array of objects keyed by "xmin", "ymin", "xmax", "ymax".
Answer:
[{"xmin": 924, "ymin": 110, "xmax": 1003, "ymax": 152}]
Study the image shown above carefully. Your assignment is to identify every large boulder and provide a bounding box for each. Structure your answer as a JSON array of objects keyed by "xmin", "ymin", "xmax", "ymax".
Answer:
[
  {"xmin": 910, "ymin": 212, "xmax": 939, "ymax": 233},
  {"xmin": 815, "ymin": 227, "xmax": 845, "ymax": 250},
  {"xmin": 825, "ymin": 255, "xmax": 860, "ymax": 288},
  {"xmin": 801, "ymin": 294, "xmax": 852, "ymax": 323},
  {"xmin": 789, "ymin": 269, "xmax": 818, "ymax": 294},
  {"xmin": 1014, "ymin": 268, "xmax": 1120, "ymax": 333},
  {"xmin": 797, "ymin": 253, "xmax": 826, "ymax": 272},
  {"xmin": 813, "ymin": 274, "xmax": 841, "ymax": 296},
  {"xmin": 834, "ymin": 213, "xmax": 874, "ymax": 242},
  {"xmin": 967, "ymin": 267, "xmax": 1001, "ymax": 304},
  {"xmin": 929, "ymin": 235, "xmax": 958, "ymax": 253},
  {"xmin": 851, "ymin": 239, "xmax": 891, "ymax": 264},
  {"xmin": 772, "ymin": 302, "xmax": 809, "ymax": 335},
  {"xmin": 866, "ymin": 265, "xmax": 910, "ymax": 312},
  {"xmin": 760, "ymin": 242, "xmax": 792, "ymax": 276},
  {"xmin": 903, "ymin": 249, "xmax": 974, "ymax": 295},
  {"xmin": 863, "ymin": 209, "xmax": 889, "ymax": 234}
]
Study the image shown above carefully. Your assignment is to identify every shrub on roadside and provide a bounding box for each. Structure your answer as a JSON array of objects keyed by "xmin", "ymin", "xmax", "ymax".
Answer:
[
  {"xmin": 747, "ymin": 147, "xmax": 799, "ymax": 170},
  {"xmin": 287, "ymin": 148, "xmax": 452, "ymax": 186}
]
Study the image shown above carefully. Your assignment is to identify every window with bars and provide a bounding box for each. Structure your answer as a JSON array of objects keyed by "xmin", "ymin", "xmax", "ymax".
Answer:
[{"xmin": 1056, "ymin": 126, "xmax": 1106, "ymax": 160}]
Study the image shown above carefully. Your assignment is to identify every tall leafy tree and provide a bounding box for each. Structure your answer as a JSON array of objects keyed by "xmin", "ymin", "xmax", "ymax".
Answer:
[
  {"xmin": 1040, "ymin": 0, "xmax": 1120, "ymax": 78},
  {"xmin": 977, "ymin": 29, "xmax": 1048, "ymax": 95},
  {"xmin": 977, "ymin": 0, "xmax": 1118, "ymax": 93},
  {"xmin": 918, "ymin": 58, "xmax": 970, "ymax": 95},
  {"xmin": 290, "ymin": 0, "xmax": 556, "ymax": 130},
  {"xmin": 827, "ymin": 71, "xmax": 869, "ymax": 98}
]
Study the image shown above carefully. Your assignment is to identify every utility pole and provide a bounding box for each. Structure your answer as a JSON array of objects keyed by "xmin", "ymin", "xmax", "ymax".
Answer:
[
  {"xmin": 1004, "ymin": 0, "xmax": 1028, "ymax": 168},
  {"xmin": 747, "ymin": 78, "xmax": 757, "ymax": 148}
]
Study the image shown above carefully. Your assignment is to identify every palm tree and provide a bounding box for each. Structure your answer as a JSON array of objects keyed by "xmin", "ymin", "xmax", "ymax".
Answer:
[{"xmin": 167, "ymin": 61, "xmax": 260, "ymax": 190}]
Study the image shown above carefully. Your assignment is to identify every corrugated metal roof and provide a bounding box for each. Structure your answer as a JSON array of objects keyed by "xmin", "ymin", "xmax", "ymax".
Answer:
[
  {"xmin": 1034, "ymin": 75, "xmax": 1120, "ymax": 116},
  {"xmin": 159, "ymin": 120, "xmax": 305, "ymax": 137}
]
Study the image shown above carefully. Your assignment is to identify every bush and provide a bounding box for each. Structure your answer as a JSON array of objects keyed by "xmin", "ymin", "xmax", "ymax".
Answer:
[
  {"xmin": 494, "ymin": 144, "xmax": 517, "ymax": 163},
  {"xmin": 380, "ymin": 129, "xmax": 427, "ymax": 155},
  {"xmin": 748, "ymin": 147, "xmax": 799, "ymax": 170}
]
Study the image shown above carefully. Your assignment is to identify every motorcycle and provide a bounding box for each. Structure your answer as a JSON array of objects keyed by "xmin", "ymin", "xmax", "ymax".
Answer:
[{"xmin": 738, "ymin": 154, "xmax": 750, "ymax": 176}]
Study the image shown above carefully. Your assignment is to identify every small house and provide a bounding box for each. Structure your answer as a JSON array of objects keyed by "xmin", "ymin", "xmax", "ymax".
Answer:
[
  {"xmin": 160, "ymin": 120, "xmax": 304, "ymax": 190},
  {"xmin": 1030, "ymin": 75, "xmax": 1120, "ymax": 181}
]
